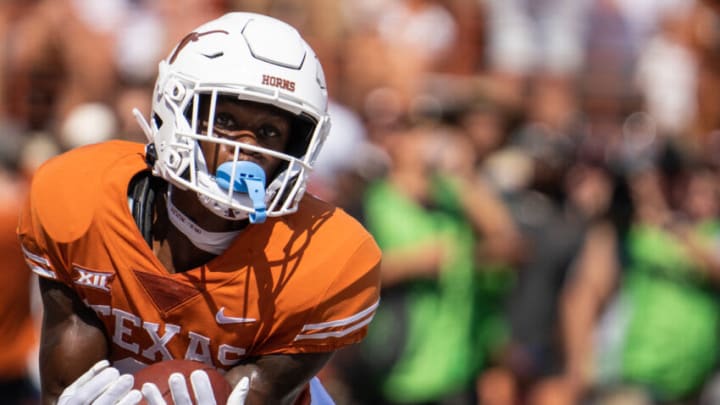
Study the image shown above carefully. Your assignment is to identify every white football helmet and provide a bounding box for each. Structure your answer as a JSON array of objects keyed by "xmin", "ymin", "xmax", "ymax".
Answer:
[{"xmin": 134, "ymin": 12, "xmax": 331, "ymax": 222}]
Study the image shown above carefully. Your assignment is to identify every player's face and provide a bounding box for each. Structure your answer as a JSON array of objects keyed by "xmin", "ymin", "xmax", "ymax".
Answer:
[{"xmin": 199, "ymin": 97, "xmax": 292, "ymax": 177}]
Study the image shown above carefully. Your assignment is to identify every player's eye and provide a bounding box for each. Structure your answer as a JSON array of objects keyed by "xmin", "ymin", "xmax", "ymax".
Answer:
[
  {"xmin": 257, "ymin": 124, "xmax": 282, "ymax": 139},
  {"xmin": 214, "ymin": 113, "xmax": 238, "ymax": 131}
]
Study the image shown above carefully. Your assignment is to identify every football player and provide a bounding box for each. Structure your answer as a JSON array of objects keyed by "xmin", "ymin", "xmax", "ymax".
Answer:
[{"xmin": 18, "ymin": 12, "xmax": 381, "ymax": 405}]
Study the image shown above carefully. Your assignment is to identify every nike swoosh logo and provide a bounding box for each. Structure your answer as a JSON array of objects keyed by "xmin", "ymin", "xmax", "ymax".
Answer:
[
  {"xmin": 201, "ymin": 51, "xmax": 224, "ymax": 59},
  {"xmin": 215, "ymin": 307, "xmax": 257, "ymax": 325}
]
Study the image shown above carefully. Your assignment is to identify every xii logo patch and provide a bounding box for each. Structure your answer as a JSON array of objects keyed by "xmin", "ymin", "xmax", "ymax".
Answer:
[{"xmin": 73, "ymin": 265, "xmax": 114, "ymax": 292}]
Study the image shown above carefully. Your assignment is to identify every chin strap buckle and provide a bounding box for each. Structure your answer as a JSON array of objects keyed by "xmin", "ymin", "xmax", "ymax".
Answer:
[{"xmin": 215, "ymin": 161, "xmax": 267, "ymax": 223}]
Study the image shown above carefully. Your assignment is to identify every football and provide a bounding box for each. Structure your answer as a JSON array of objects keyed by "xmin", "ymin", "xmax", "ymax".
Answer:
[{"xmin": 133, "ymin": 359, "xmax": 233, "ymax": 404}]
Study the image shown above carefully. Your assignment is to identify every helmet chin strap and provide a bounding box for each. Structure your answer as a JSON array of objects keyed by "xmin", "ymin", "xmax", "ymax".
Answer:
[
  {"xmin": 164, "ymin": 160, "xmax": 268, "ymax": 255},
  {"xmin": 165, "ymin": 186, "xmax": 241, "ymax": 255}
]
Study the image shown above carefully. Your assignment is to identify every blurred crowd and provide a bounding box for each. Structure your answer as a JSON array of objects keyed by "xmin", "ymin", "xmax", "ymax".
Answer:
[{"xmin": 4, "ymin": 0, "xmax": 720, "ymax": 404}]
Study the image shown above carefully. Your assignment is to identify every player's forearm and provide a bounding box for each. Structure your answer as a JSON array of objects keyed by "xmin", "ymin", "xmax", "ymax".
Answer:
[
  {"xmin": 39, "ymin": 327, "xmax": 109, "ymax": 404},
  {"xmin": 224, "ymin": 364, "xmax": 306, "ymax": 405},
  {"xmin": 224, "ymin": 352, "xmax": 331, "ymax": 405},
  {"xmin": 38, "ymin": 278, "xmax": 109, "ymax": 404}
]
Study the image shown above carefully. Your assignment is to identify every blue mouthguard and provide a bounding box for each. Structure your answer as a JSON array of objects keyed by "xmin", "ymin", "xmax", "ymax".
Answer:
[{"xmin": 215, "ymin": 161, "xmax": 267, "ymax": 223}]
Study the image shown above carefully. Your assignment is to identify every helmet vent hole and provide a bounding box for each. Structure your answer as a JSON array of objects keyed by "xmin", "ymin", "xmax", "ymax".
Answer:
[{"xmin": 152, "ymin": 113, "xmax": 164, "ymax": 129}]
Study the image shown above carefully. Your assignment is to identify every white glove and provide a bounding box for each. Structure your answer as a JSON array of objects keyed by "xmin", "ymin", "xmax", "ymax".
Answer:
[
  {"xmin": 142, "ymin": 370, "xmax": 226, "ymax": 405},
  {"xmin": 227, "ymin": 376, "xmax": 249, "ymax": 405},
  {"xmin": 142, "ymin": 372, "xmax": 249, "ymax": 405},
  {"xmin": 58, "ymin": 360, "xmax": 142, "ymax": 405}
]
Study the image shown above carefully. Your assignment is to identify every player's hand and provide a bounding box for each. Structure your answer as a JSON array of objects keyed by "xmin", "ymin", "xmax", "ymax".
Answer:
[
  {"xmin": 142, "ymin": 369, "xmax": 223, "ymax": 405},
  {"xmin": 58, "ymin": 360, "xmax": 142, "ymax": 405}
]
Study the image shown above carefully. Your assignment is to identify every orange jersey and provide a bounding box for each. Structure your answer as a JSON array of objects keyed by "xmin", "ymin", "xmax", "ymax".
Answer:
[{"xmin": 18, "ymin": 140, "xmax": 381, "ymax": 374}]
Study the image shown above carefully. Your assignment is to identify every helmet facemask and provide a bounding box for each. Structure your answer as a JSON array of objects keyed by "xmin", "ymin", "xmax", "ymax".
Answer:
[{"xmin": 155, "ymin": 88, "xmax": 327, "ymax": 222}]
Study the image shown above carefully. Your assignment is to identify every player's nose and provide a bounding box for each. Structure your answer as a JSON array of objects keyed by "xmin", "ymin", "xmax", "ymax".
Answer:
[
  {"xmin": 222, "ymin": 130, "xmax": 260, "ymax": 158},
  {"xmin": 220, "ymin": 131, "xmax": 261, "ymax": 161}
]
